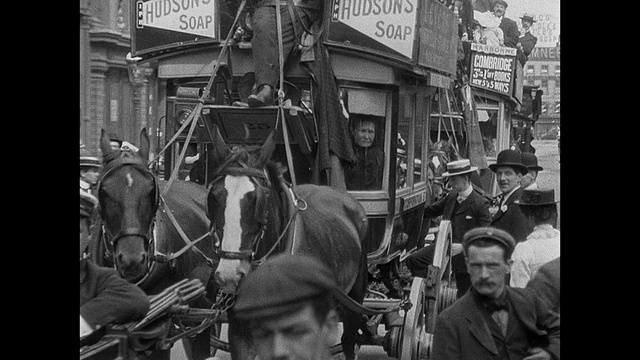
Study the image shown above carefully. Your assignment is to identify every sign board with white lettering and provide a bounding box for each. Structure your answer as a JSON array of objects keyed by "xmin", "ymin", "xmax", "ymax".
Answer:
[
  {"xmin": 131, "ymin": 0, "xmax": 221, "ymax": 57},
  {"xmin": 469, "ymin": 43, "xmax": 517, "ymax": 96}
]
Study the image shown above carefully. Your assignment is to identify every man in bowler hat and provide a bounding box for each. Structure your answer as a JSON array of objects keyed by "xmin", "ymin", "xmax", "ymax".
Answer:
[
  {"xmin": 489, "ymin": 149, "xmax": 534, "ymax": 244},
  {"xmin": 510, "ymin": 189, "xmax": 560, "ymax": 288},
  {"xmin": 432, "ymin": 227, "xmax": 560, "ymax": 360},
  {"xmin": 520, "ymin": 152, "xmax": 543, "ymax": 190},
  {"xmin": 228, "ymin": 254, "xmax": 341, "ymax": 360},
  {"xmin": 405, "ymin": 159, "xmax": 492, "ymax": 298},
  {"xmin": 80, "ymin": 190, "xmax": 149, "ymax": 341}
]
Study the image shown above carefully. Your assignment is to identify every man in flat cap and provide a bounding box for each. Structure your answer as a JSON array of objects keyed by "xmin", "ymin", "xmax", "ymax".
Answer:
[
  {"xmin": 405, "ymin": 159, "xmax": 491, "ymax": 298},
  {"xmin": 492, "ymin": 0, "xmax": 520, "ymax": 48},
  {"xmin": 432, "ymin": 227, "xmax": 560, "ymax": 360},
  {"xmin": 80, "ymin": 190, "xmax": 149, "ymax": 343},
  {"xmin": 228, "ymin": 254, "xmax": 341, "ymax": 359},
  {"xmin": 510, "ymin": 189, "xmax": 560, "ymax": 288},
  {"xmin": 489, "ymin": 149, "xmax": 534, "ymax": 244}
]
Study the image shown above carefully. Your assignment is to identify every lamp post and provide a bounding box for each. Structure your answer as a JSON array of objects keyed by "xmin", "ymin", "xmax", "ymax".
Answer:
[{"xmin": 126, "ymin": 56, "xmax": 153, "ymax": 131}]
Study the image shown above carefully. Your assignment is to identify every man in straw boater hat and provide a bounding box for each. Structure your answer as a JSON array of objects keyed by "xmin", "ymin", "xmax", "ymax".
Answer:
[
  {"xmin": 405, "ymin": 158, "xmax": 492, "ymax": 298},
  {"xmin": 510, "ymin": 189, "xmax": 560, "ymax": 288},
  {"xmin": 432, "ymin": 227, "xmax": 560, "ymax": 360},
  {"xmin": 489, "ymin": 149, "xmax": 534, "ymax": 244},
  {"xmin": 80, "ymin": 190, "xmax": 149, "ymax": 342},
  {"xmin": 520, "ymin": 152, "xmax": 544, "ymax": 190},
  {"xmin": 517, "ymin": 13, "xmax": 538, "ymax": 66},
  {"xmin": 228, "ymin": 254, "xmax": 342, "ymax": 360}
]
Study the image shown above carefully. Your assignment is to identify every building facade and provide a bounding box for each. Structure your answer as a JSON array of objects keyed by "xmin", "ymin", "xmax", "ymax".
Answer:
[
  {"xmin": 80, "ymin": 0, "xmax": 157, "ymax": 157},
  {"xmin": 523, "ymin": 46, "xmax": 560, "ymax": 138}
]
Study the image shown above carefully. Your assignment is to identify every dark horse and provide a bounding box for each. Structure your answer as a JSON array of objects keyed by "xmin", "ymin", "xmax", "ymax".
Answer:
[
  {"xmin": 90, "ymin": 128, "xmax": 218, "ymax": 360},
  {"xmin": 204, "ymin": 126, "xmax": 369, "ymax": 359}
]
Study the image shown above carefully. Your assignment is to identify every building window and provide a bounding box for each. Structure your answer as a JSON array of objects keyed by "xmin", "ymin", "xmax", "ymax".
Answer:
[
  {"xmin": 541, "ymin": 65, "xmax": 549, "ymax": 75},
  {"xmin": 526, "ymin": 65, "xmax": 535, "ymax": 74},
  {"xmin": 541, "ymin": 80, "xmax": 548, "ymax": 91},
  {"xmin": 555, "ymin": 65, "xmax": 560, "ymax": 75},
  {"xmin": 555, "ymin": 78, "xmax": 560, "ymax": 90}
]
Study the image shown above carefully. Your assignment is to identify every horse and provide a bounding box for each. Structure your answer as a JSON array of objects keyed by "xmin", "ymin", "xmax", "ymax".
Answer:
[
  {"xmin": 90, "ymin": 128, "xmax": 219, "ymax": 360},
  {"xmin": 204, "ymin": 126, "xmax": 369, "ymax": 360}
]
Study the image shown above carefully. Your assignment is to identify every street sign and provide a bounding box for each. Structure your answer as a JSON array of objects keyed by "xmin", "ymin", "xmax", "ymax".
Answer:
[{"xmin": 469, "ymin": 43, "xmax": 517, "ymax": 96}]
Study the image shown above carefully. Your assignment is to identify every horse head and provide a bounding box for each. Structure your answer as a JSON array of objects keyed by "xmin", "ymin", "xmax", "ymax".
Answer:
[
  {"xmin": 205, "ymin": 126, "xmax": 280, "ymax": 294},
  {"xmin": 97, "ymin": 128, "xmax": 159, "ymax": 283}
]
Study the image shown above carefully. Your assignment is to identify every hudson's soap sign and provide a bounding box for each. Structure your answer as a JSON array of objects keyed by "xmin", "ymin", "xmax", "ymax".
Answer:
[{"xmin": 469, "ymin": 43, "xmax": 517, "ymax": 96}]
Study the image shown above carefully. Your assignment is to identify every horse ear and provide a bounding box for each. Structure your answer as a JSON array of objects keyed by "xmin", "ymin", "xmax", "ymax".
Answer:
[
  {"xmin": 100, "ymin": 129, "xmax": 113, "ymax": 158},
  {"xmin": 138, "ymin": 128, "xmax": 150, "ymax": 161},
  {"xmin": 254, "ymin": 131, "xmax": 275, "ymax": 168},
  {"xmin": 210, "ymin": 125, "xmax": 229, "ymax": 164}
]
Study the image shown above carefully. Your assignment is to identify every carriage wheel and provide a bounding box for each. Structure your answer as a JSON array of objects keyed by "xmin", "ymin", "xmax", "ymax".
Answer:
[{"xmin": 398, "ymin": 220, "xmax": 454, "ymax": 359}]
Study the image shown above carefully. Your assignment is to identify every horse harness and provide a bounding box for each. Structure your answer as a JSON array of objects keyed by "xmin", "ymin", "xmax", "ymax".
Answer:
[
  {"xmin": 97, "ymin": 152, "xmax": 215, "ymax": 283},
  {"xmin": 207, "ymin": 150, "xmax": 307, "ymax": 266}
]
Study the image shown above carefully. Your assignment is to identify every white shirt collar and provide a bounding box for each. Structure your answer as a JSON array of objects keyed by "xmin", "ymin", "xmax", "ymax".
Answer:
[
  {"xmin": 501, "ymin": 185, "xmax": 521, "ymax": 204},
  {"xmin": 524, "ymin": 182, "xmax": 538, "ymax": 190},
  {"xmin": 459, "ymin": 185, "xmax": 473, "ymax": 199}
]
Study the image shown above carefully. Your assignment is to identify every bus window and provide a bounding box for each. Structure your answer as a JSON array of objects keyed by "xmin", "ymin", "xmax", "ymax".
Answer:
[
  {"xmin": 344, "ymin": 113, "xmax": 385, "ymax": 191},
  {"xmin": 396, "ymin": 94, "xmax": 412, "ymax": 189},
  {"xmin": 477, "ymin": 108, "xmax": 498, "ymax": 157}
]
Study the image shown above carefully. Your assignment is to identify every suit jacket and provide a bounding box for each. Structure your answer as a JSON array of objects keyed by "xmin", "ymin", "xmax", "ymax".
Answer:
[
  {"xmin": 527, "ymin": 257, "xmax": 560, "ymax": 314},
  {"xmin": 518, "ymin": 31, "xmax": 538, "ymax": 66},
  {"xmin": 499, "ymin": 16, "xmax": 520, "ymax": 47},
  {"xmin": 491, "ymin": 187, "xmax": 534, "ymax": 244},
  {"xmin": 424, "ymin": 188, "xmax": 492, "ymax": 272},
  {"xmin": 432, "ymin": 286, "xmax": 560, "ymax": 360},
  {"xmin": 80, "ymin": 260, "xmax": 150, "ymax": 330}
]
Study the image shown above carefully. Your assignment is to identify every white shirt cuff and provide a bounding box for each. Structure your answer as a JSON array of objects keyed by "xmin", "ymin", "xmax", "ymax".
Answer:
[{"xmin": 80, "ymin": 315, "xmax": 94, "ymax": 338}]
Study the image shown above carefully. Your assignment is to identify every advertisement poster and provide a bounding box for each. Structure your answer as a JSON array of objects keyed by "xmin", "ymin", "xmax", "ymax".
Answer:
[{"xmin": 469, "ymin": 43, "xmax": 517, "ymax": 96}]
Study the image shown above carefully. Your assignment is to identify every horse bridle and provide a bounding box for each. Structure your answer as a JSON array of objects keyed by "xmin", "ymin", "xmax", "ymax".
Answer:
[
  {"xmin": 206, "ymin": 152, "xmax": 272, "ymax": 262},
  {"xmin": 97, "ymin": 156, "xmax": 161, "ymax": 251}
]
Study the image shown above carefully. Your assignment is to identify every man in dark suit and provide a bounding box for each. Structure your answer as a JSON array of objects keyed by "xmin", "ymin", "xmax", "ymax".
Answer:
[
  {"xmin": 489, "ymin": 149, "xmax": 534, "ymax": 243},
  {"xmin": 517, "ymin": 13, "xmax": 538, "ymax": 66},
  {"xmin": 527, "ymin": 257, "xmax": 560, "ymax": 314},
  {"xmin": 405, "ymin": 159, "xmax": 491, "ymax": 298},
  {"xmin": 432, "ymin": 227, "xmax": 560, "ymax": 360},
  {"xmin": 493, "ymin": 0, "xmax": 519, "ymax": 47}
]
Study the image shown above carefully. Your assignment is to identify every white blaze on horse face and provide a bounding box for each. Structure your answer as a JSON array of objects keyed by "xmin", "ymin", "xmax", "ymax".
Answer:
[{"xmin": 221, "ymin": 175, "xmax": 255, "ymax": 252}]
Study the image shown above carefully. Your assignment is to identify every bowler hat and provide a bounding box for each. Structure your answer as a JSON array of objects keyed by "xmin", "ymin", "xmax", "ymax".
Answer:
[
  {"xmin": 521, "ymin": 153, "xmax": 543, "ymax": 172},
  {"xmin": 80, "ymin": 156, "xmax": 102, "ymax": 169},
  {"xmin": 233, "ymin": 254, "xmax": 338, "ymax": 320},
  {"xmin": 489, "ymin": 149, "xmax": 528, "ymax": 175},
  {"xmin": 442, "ymin": 159, "xmax": 478, "ymax": 177},
  {"xmin": 463, "ymin": 227, "xmax": 516, "ymax": 254},
  {"xmin": 520, "ymin": 13, "xmax": 536, "ymax": 23},
  {"xmin": 515, "ymin": 189, "xmax": 557, "ymax": 206},
  {"xmin": 80, "ymin": 190, "xmax": 98, "ymax": 218}
]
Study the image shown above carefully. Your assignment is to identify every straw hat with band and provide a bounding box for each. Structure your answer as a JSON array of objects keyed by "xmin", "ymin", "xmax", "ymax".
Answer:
[{"xmin": 441, "ymin": 159, "xmax": 478, "ymax": 177}]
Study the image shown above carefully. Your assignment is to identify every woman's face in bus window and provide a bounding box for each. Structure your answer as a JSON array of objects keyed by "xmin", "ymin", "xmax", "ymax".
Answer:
[{"xmin": 354, "ymin": 121, "xmax": 376, "ymax": 148}]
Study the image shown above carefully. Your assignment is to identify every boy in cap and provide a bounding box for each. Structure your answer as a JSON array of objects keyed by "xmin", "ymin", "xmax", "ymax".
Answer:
[
  {"xmin": 520, "ymin": 152, "xmax": 543, "ymax": 190},
  {"xmin": 405, "ymin": 159, "xmax": 491, "ymax": 298},
  {"xmin": 80, "ymin": 155, "xmax": 102, "ymax": 195},
  {"xmin": 229, "ymin": 254, "xmax": 340, "ymax": 360},
  {"xmin": 489, "ymin": 149, "xmax": 534, "ymax": 243},
  {"xmin": 510, "ymin": 189, "xmax": 560, "ymax": 288},
  {"xmin": 432, "ymin": 227, "xmax": 560, "ymax": 360},
  {"xmin": 80, "ymin": 190, "xmax": 149, "ymax": 341}
]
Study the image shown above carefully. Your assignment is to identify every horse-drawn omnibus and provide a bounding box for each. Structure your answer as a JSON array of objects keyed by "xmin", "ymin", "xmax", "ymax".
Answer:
[{"xmin": 81, "ymin": 1, "xmax": 528, "ymax": 359}]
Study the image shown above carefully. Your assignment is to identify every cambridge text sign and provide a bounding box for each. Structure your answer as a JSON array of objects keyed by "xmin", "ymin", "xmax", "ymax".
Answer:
[{"xmin": 469, "ymin": 43, "xmax": 516, "ymax": 96}]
